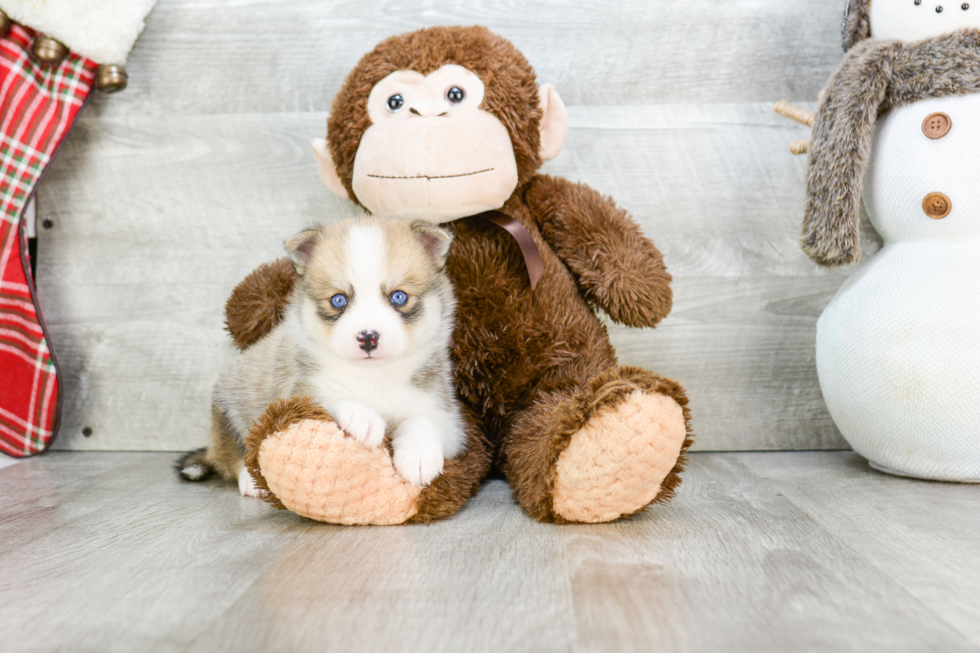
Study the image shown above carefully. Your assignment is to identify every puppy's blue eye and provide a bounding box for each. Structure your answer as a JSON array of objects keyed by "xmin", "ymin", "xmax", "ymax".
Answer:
[
  {"xmin": 330, "ymin": 294, "xmax": 347, "ymax": 309},
  {"xmin": 390, "ymin": 291, "xmax": 408, "ymax": 306}
]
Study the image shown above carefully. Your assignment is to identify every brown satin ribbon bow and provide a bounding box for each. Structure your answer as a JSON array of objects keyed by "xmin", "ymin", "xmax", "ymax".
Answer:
[{"xmin": 473, "ymin": 210, "xmax": 545, "ymax": 291}]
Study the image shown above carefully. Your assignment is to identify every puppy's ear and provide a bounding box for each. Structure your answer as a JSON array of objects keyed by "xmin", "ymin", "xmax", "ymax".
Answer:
[
  {"xmin": 285, "ymin": 228, "xmax": 320, "ymax": 276},
  {"xmin": 410, "ymin": 221, "xmax": 453, "ymax": 270}
]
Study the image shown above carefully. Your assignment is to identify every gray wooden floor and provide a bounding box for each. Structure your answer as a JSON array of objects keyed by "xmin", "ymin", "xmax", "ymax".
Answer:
[{"xmin": 1, "ymin": 452, "xmax": 977, "ymax": 653}]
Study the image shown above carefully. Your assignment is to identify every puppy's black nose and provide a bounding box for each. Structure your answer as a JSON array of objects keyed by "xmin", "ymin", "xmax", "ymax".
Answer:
[{"xmin": 357, "ymin": 330, "xmax": 379, "ymax": 353}]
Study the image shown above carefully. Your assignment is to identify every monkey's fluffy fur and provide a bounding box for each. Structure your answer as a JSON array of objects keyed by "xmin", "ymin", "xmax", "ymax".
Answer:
[
  {"xmin": 226, "ymin": 26, "xmax": 694, "ymax": 524},
  {"xmin": 804, "ymin": 28, "xmax": 980, "ymax": 266}
]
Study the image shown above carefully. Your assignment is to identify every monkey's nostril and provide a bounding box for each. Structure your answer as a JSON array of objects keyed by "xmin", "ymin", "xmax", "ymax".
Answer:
[{"xmin": 409, "ymin": 107, "xmax": 421, "ymax": 116}]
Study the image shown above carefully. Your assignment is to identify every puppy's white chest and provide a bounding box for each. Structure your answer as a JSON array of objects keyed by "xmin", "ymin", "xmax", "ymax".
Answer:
[{"xmin": 310, "ymin": 366, "xmax": 437, "ymax": 424}]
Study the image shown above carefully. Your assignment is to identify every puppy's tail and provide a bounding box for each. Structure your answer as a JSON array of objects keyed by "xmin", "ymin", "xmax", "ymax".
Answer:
[{"xmin": 175, "ymin": 447, "xmax": 216, "ymax": 482}]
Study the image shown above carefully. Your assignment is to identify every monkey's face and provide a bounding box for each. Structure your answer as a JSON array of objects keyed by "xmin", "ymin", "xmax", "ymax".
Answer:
[
  {"xmin": 314, "ymin": 43, "xmax": 569, "ymax": 224},
  {"xmin": 870, "ymin": 0, "xmax": 980, "ymax": 42},
  {"xmin": 347, "ymin": 64, "xmax": 519, "ymax": 222}
]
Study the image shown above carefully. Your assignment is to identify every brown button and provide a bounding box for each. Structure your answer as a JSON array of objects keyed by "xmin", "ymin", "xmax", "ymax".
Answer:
[
  {"xmin": 922, "ymin": 112, "xmax": 952, "ymax": 139},
  {"xmin": 923, "ymin": 192, "xmax": 952, "ymax": 219}
]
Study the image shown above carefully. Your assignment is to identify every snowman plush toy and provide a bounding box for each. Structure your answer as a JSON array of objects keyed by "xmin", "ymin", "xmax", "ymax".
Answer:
[{"xmin": 799, "ymin": 0, "xmax": 980, "ymax": 481}]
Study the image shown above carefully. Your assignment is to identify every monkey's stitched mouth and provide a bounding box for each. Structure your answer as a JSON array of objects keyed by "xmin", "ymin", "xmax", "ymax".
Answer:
[{"xmin": 367, "ymin": 168, "xmax": 494, "ymax": 181}]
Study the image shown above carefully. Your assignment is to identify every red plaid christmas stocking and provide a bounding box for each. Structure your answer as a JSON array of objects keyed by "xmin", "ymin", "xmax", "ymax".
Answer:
[{"xmin": 0, "ymin": 24, "xmax": 96, "ymax": 456}]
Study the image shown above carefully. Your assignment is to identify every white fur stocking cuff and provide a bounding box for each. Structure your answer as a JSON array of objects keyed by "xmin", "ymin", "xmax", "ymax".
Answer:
[{"xmin": 0, "ymin": 0, "xmax": 158, "ymax": 64}]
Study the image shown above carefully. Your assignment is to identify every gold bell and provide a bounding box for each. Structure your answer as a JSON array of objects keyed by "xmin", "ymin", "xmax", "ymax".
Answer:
[
  {"xmin": 32, "ymin": 35, "xmax": 69, "ymax": 66},
  {"xmin": 0, "ymin": 9, "xmax": 11, "ymax": 36},
  {"xmin": 95, "ymin": 64, "xmax": 128, "ymax": 93}
]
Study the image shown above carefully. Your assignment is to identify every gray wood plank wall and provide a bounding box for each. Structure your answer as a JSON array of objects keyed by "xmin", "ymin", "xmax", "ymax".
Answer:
[{"xmin": 36, "ymin": 0, "xmax": 873, "ymax": 452}]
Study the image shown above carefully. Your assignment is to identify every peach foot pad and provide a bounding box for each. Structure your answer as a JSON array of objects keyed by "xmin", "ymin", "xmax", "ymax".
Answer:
[
  {"xmin": 254, "ymin": 419, "xmax": 421, "ymax": 525},
  {"xmin": 553, "ymin": 391, "xmax": 687, "ymax": 524}
]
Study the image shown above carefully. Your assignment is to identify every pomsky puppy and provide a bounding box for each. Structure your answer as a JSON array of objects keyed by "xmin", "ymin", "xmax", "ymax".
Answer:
[{"xmin": 177, "ymin": 217, "xmax": 464, "ymax": 495}]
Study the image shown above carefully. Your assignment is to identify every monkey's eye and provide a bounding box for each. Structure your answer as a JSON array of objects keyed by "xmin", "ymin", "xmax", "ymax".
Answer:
[
  {"xmin": 386, "ymin": 94, "xmax": 405, "ymax": 112},
  {"xmin": 390, "ymin": 290, "xmax": 409, "ymax": 306},
  {"xmin": 446, "ymin": 86, "xmax": 465, "ymax": 104},
  {"xmin": 330, "ymin": 294, "xmax": 348, "ymax": 309}
]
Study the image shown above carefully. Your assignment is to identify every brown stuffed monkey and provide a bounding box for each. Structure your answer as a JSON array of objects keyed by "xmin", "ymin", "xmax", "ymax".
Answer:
[{"xmin": 223, "ymin": 26, "xmax": 694, "ymax": 525}]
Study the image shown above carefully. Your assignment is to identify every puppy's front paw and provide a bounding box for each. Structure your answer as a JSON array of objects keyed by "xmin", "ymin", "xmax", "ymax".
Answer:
[
  {"xmin": 327, "ymin": 399, "xmax": 386, "ymax": 449},
  {"xmin": 238, "ymin": 467, "xmax": 264, "ymax": 498},
  {"xmin": 392, "ymin": 419, "xmax": 445, "ymax": 487}
]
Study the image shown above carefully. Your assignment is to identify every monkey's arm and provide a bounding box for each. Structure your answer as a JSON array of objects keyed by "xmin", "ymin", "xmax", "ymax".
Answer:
[
  {"xmin": 225, "ymin": 258, "xmax": 296, "ymax": 351},
  {"xmin": 525, "ymin": 175, "xmax": 672, "ymax": 328}
]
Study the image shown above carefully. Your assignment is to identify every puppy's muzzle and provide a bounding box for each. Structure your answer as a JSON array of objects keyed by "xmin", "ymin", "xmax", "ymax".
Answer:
[{"xmin": 357, "ymin": 330, "xmax": 380, "ymax": 353}]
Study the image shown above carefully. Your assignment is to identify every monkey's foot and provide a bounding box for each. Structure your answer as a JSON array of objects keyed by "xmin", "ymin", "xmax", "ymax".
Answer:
[
  {"xmin": 245, "ymin": 397, "xmax": 491, "ymax": 525},
  {"xmin": 257, "ymin": 424, "xmax": 420, "ymax": 524},
  {"xmin": 551, "ymin": 370, "xmax": 691, "ymax": 524}
]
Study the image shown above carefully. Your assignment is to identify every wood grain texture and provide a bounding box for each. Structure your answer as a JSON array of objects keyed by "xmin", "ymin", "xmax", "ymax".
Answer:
[
  {"xmin": 1, "ymin": 452, "xmax": 978, "ymax": 653},
  {"xmin": 84, "ymin": 0, "xmax": 846, "ymax": 119},
  {"xmin": 0, "ymin": 453, "xmax": 313, "ymax": 653},
  {"xmin": 747, "ymin": 452, "xmax": 980, "ymax": 646},
  {"xmin": 34, "ymin": 0, "xmax": 870, "ymax": 452},
  {"xmin": 37, "ymin": 105, "xmax": 867, "ymax": 452}
]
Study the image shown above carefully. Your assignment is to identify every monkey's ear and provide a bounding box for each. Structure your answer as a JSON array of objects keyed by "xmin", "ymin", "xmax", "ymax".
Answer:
[
  {"xmin": 411, "ymin": 221, "xmax": 453, "ymax": 270},
  {"xmin": 538, "ymin": 84, "xmax": 568, "ymax": 161},
  {"xmin": 311, "ymin": 138, "xmax": 350, "ymax": 200},
  {"xmin": 285, "ymin": 228, "xmax": 320, "ymax": 276}
]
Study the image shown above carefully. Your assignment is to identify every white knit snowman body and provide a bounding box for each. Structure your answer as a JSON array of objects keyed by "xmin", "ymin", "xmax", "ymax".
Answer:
[
  {"xmin": 809, "ymin": 1, "xmax": 980, "ymax": 481},
  {"xmin": 817, "ymin": 91, "xmax": 980, "ymax": 481}
]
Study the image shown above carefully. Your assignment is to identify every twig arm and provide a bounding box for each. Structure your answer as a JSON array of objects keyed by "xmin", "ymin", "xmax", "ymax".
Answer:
[
  {"xmin": 774, "ymin": 100, "xmax": 814, "ymax": 155},
  {"xmin": 774, "ymin": 100, "xmax": 815, "ymax": 127}
]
